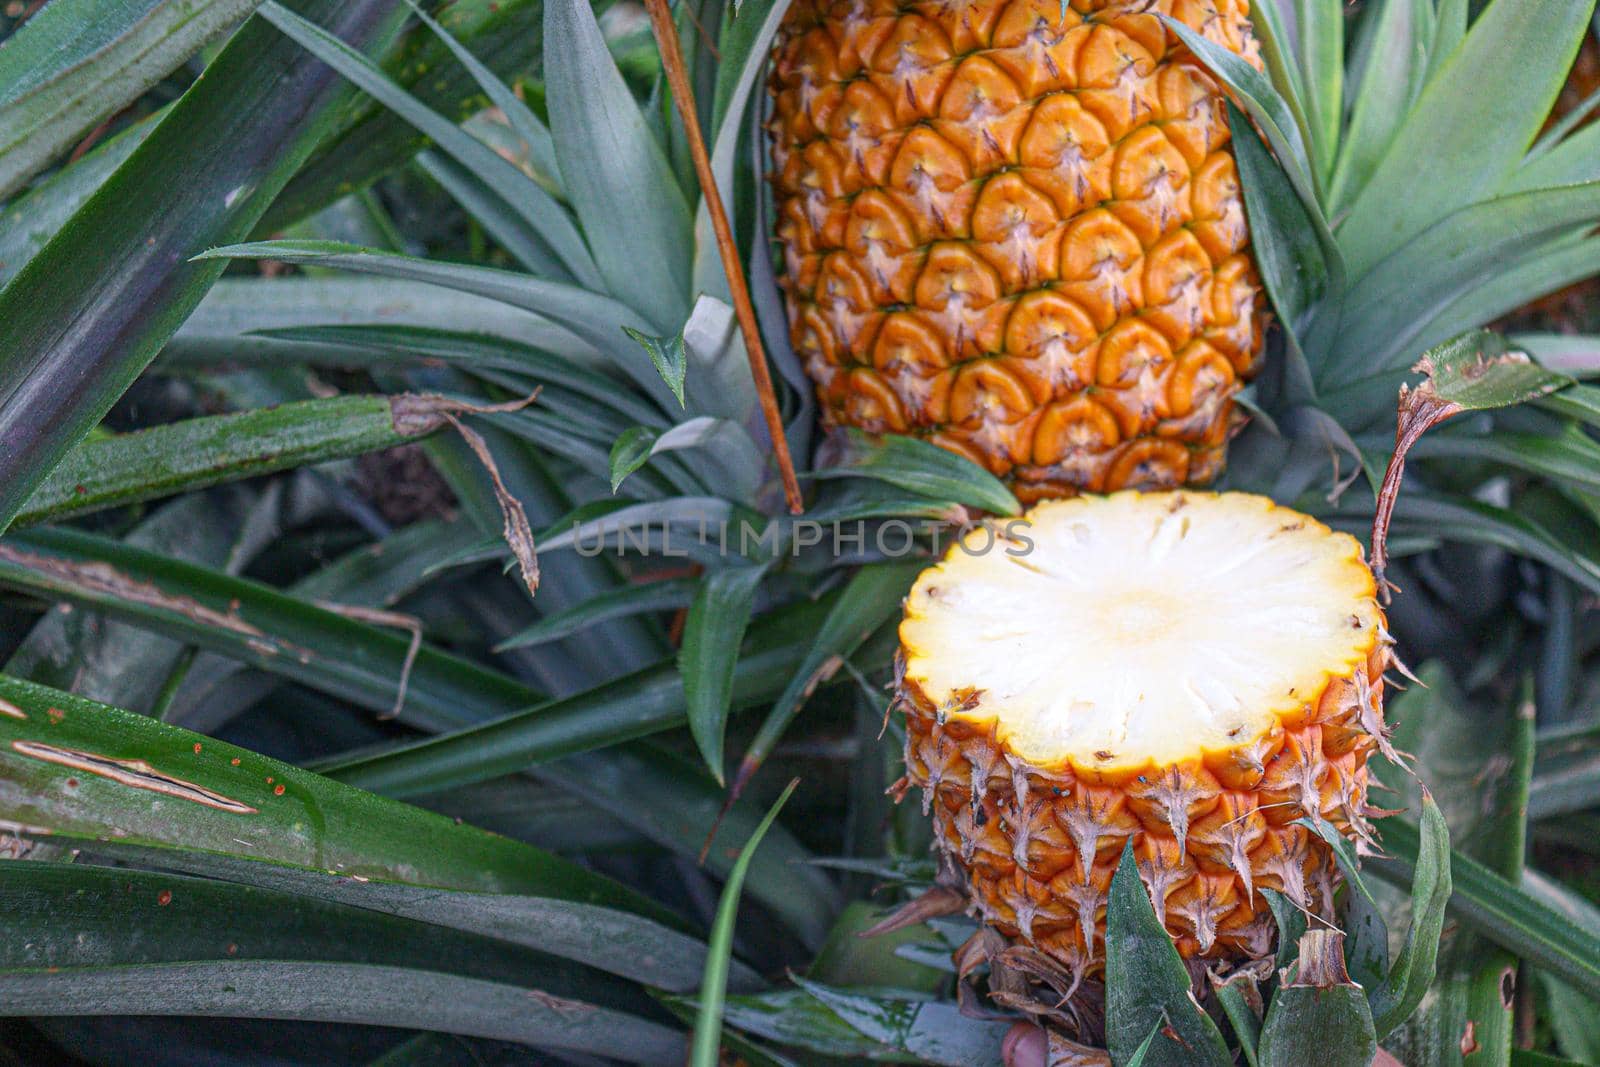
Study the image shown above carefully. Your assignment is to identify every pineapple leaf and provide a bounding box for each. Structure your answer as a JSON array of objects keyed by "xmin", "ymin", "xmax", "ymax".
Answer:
[
  {"xmin": 1335, "ymin": 0, "xmax": 1594, "ymax": 277},
  {"xmin": 544, "ymin": 0, "xmax": 693, "ymax": 334},
  {"xmin": 0, "ymin": 526, "xmax": 534, "ymax": 735},
  {"xmin": 1210, "ymin": 973, "xmax": 1262, "ymax": 1067},
  {"xmin": 1105, "ymin": 841, "xmax": 1232, "ymax": 1066},
  {"xmin": 258, "ymin": 1, "xmax": 597, "ymax": 286},
  {"xmin": 0, "ymin": 117, "xmax": 151, "ymax": 288},
  {"xmin": 681, "ymin": 563, "xmax": 770, "ymax": 782},
  {"xmin": 1228, "ymin": 100, "xmax": 1325, "ymax": 403},
  {"xmin": 0, "ymin": 0, "xmax": 260, "ymax": 198},
  {"xmin": 263, "ymin": 0, "xmax": 549, "ymax": 233},
  {"xmin": 167, "ymin": 277, "xmax": 581, "ymax": 365},
  {"xmin": 1256, "ymin": 934, "xmax": 1377, "ymax": 1067},
  {"xmin": 1322, "ymin": 182, "xmax": 1600, "ymax": 379},
  {"xmin": 317, "ymin": 590, "xmax": 837, "ymax": 798},
  {"xmin": 1262, "ymin": 887, "xmax": 1307, "ymax": 972},
  {"xmin": 624, "ymin": 325, "xmax": 690, "ymax": 408},
  {"xmin": 1161, "ymin": 16, "xmax": 1331, "ymax": 245},
  {"xmin": 412, "ymin": 149, "xmax": 575, "ymax": 275},
  {"xmin": 0, "ymin": 676, "xmax": 709, "ymax": 961},
  {"xmin": 1420, "ymin": 234, "xmax": 1600, "ymax": 351},
  {"xmin": 497, "ymin": 577, "xmax": 698, "ymax": 650},
  {"xmin": 734, "ymin": 561, "xmax": 923, "ymax": 799},
  {"xmin": 0, "ymin": 0, "xmax": 404, "ymax": 539},
  {"xmin": 194, "ymin": 241, "xmax": 677, "ymax": 403},
  {"xmin": 1327, "ymin": 0, "xmax": 1433, "ymax": 212},
  {"xmin": 1367, "ymin": 797, "xmax": 1453, "ymax": 1037},
  {"xmin": 0, "ymin": 862, "xmax": 683, "ymax": 1060},
  {"xmin": 1291, "ymin": 0, "xmax": 1343, "ymax": 184},
  {"xmin": 788, "ymin": 976, "xmax": 1011, "ymax": 1067},
  {"xmin": 13, "ymin": 395, "xmax": 448, "ymax": 528},
  {"xmin": 814, "ymin": 431, "xmax": 1021, "ymax": 517},
  {"xmin": 398, "ymin": 0, "xmax": 562, "ymax": 196},
  {"xmin": 1297, "ymin": 815, "xmax": 1390, "ymax": 994},
  {"xmin": 691, "ymin": 778, "xmax": 799, "ymax": 1067},
  {"xmin": 1517, "ymin": 334, "xmax": 1600, "ymax": 380}
]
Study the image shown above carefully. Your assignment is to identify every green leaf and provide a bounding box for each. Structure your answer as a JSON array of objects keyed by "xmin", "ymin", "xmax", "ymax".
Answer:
[
  {"xmin": 257, "ymin": 1, "xmax": 597, "ymax": 286},
  {"xmin": 815, "ymin": 430, "xmax": 1019, "ymax": 516},
  {"xmin": 14, "ymin": 394, "xmax": 440, "ymax": 527},
  {"xmin": 691, "ymin": 779, "xmax": 799, "ymax": 1067},
  {"xmin": 318, "ymin": 592, "xmax": 836, "ymax": 797},
  {"xmin": 1326, "ymin": 184, "xmax": 1600, "ymax": 379},
  {"xmin": 399, "ymin": 0, "xmax": 559, "ymax": 194},
  {"xmin": 1327, "ymin": 0, "xmax": 1432, "ymax": 211},
  {"xmin": 544, "ymin": 0, "xmax": 691, "ymax": 334},
  {"xmin": 0, "ymin": 0, "xmax": 263, "ymax": 198},
  {"xmin": 1368, "ymin": 798, "xmax": 1453, "ymax": 1037},
  {"xmin": 681, "ymin": 565, "xmax": 769, "ymax": 783},
  {"xmin": 1298, "ymin": 815, "xmax": 1389, "ymax": 995},
  {"xmin": 1264, "ymin": 887, "xmax": 1308, "ymax": 973},
  {"xmin": 1416, "ymin": 330, "xmax": 1575, "ymax": 411},
  {"xmin": 0, "ymin": 118, "xmax": 150, "ymax": 287},
  {"xmin": 625, "ymin": 325, "xmax": 690, "ymax": 408},
  {"xmin": 0, "ymin": 862, "xmax": 680, "ymax": 1062},
  {"xmin": 263, "ymin": 0, "xmax": 548, "ymax": 233},
  {"xmin": 0, "ymin": 526, "xmax": 532, "ymax": 734},
  {"xmin": 1292, "ymin": 0, "xmax": 1343, "ymax": 184},
  {"xmin": 1335, "ymin": 0, "xmax": 1593, "ymax": 277},
  {"xmin": 610, "ymin": 426, "xmax": 661, "ymax": 492},
  {"xmin": 0, "ymin": 675, "xmax": 723, "ymax": 984},
  {"xmin": 0, "ymin": 0, "xmax": 406, "ymax": 537},
  {"xmin": 1256, "ymin": 933, "xmax": 1377, "ymax": 1067},
  {"xmin": 1161, "ymin": 15, "xmax": 1335, "ymax": 268},
  {"xmin": 736, "ymin": 561, "xmax": 923, "ymax": 792},
  {"xmin": 789, "ymin": 977, "xmax": 1010, "ymax": 1067},
  {"xmin": 1369, "ymin": 818, "xmax": 1600, "ymax": 1003},
  {"xmin": 495, "ymin": 577, "xmax": 697, "ymax": 651},
  {"xmin": 1104, "ymin": 842, "xmax": 1232, "ymax": 1066},
  {"xmin": 1211, "ymin": 973, "xmax": 1261, "ymax": 1067},
  {"xmin": 194, "ymin": 241, "xmax": 675, "ymax": 404}
]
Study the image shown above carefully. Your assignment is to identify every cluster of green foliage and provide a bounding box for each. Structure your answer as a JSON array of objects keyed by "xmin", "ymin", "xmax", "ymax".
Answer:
[{"xmin": 1, "ymin": 1, "xmax": 1599, "ymax": 1064}]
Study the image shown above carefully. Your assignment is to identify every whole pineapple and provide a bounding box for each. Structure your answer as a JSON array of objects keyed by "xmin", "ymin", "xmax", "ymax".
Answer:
[
  {"xmin": 896, "ymin": 491, "xmax": 1391, "ymax": 981},
  {"xmin": 770, "ymin": 0, "xmax": 1266, "ymax": 502}
]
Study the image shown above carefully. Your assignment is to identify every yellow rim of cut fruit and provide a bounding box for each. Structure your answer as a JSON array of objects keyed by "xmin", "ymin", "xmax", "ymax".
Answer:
[{"xmin": 899, "ymin": 490, "xmax": 1381, "ymax": 779}]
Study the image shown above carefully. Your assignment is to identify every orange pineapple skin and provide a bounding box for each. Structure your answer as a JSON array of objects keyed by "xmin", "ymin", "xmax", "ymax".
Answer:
[
  {"xmin": 897, "ymin": 633, "xmax": 1389, "ymax": 977},
  {"xmin": 770, "ymin": 0, "xmax": 1267, "ymax": 502}
]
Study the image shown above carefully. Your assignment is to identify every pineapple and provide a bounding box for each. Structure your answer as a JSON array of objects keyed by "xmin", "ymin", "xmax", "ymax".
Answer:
[
  {"xmin": 769, "ymin": 0, "xmax": 1266, "ymax": 502},
  {"xmin": 896, "ymin": 490, "xmax": 1390, "ymax": 977}
]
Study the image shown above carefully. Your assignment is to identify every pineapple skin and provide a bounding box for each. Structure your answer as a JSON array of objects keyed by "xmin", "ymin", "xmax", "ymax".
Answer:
[
  {"xmin": 770, "ymin": 0, "xmax": 1267, "ymax": 502},
  {"xmin": 896, "ymin": 561, "xmax": 1390, "ymax": 978}
]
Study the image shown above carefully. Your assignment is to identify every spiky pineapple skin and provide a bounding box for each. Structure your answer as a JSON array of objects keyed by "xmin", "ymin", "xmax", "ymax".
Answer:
[
  {"xmin": 770, "ymin": 0, "xmax": 1267, "ymax": 502},
  {"xmin": 896, "ymin": 600, "xmax": 1390, "ymax": 978}
]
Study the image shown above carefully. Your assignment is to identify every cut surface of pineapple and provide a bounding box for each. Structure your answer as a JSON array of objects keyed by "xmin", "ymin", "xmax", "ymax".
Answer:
[{"xmin": 900, "ymin": 490, "xmax": 1380, "ymax": 774}]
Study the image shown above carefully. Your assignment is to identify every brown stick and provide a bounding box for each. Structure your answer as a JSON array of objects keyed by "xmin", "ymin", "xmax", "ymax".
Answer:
[{"xmin": 643, "ymin": 0, "xmax": 805, "ymax": 515}]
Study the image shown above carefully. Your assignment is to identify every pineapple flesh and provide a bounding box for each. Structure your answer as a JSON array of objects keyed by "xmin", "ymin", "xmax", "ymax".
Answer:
[
  {"xmin": 770, "ymin": 0, "xmax": 1267, "ymax": 502},
  {"xmin": 897, "ymin": 491, "xmax": 1390, "ymax": 975}
]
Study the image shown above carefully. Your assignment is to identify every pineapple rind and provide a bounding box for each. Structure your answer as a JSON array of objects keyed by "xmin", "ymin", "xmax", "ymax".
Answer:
[
  {"xmin": 896, "ymin": 491, "xmax": 1388, "ymax": 973},
  {"xmin": 771, "ymin": 0, "xmax": 1267, "ymax": 500}
]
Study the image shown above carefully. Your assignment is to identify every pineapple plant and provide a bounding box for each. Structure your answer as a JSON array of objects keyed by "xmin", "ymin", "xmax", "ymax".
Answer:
[
  {"xmin": 1, "ymin": 1, "xmax": 1600, "ymax": 1065},
  {"xmin": 769, "ymin": 0, "xmax": 1267, "ymax": 500}
]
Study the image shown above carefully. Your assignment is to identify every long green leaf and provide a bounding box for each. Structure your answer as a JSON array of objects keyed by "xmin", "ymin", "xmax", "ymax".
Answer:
[
  {"xmin": 257, "ymin": 0, "xmax": 597, "ymax": 286},
  {"xmin": 691, "ymin": 779, "xmax": 798, "ymax": 1067},
  {"xmin": 0, "ymin": 0, "xmax": 263, "ymax": 198},
  {"xmin": 681, "ymin": 564, "xmax": 769, "ymax": 782},
  {"xmin": 0, "ymin": 861, "xmax": 680, "ymax": 1061},
  {"xmin": 544, "ymin": 0, "xmax": 692, "ymax": 333},
  {"xmin": 1336, "ymin": 0, "xmax": 1593, "ymax": 277},
  {"xmin": 1371, "ymin": 819, "xmax": 1600, "ymax": 1002},
  {"xmin": 14, "ymin": 394, "xmax": 442, "ymax": 527},
  {"xmin": 1105, "ymin": 842, "xmax": 1232, "ymax": 1066},
  {"xmin": 0, "ymin": 0, "xmax": 406, "ymax": 536}
]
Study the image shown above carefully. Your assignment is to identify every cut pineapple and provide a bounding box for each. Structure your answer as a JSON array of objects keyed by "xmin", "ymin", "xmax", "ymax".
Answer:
[{"xmin": 897, "ymin": 491, "xmax": 1390, "ymax": 972}]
